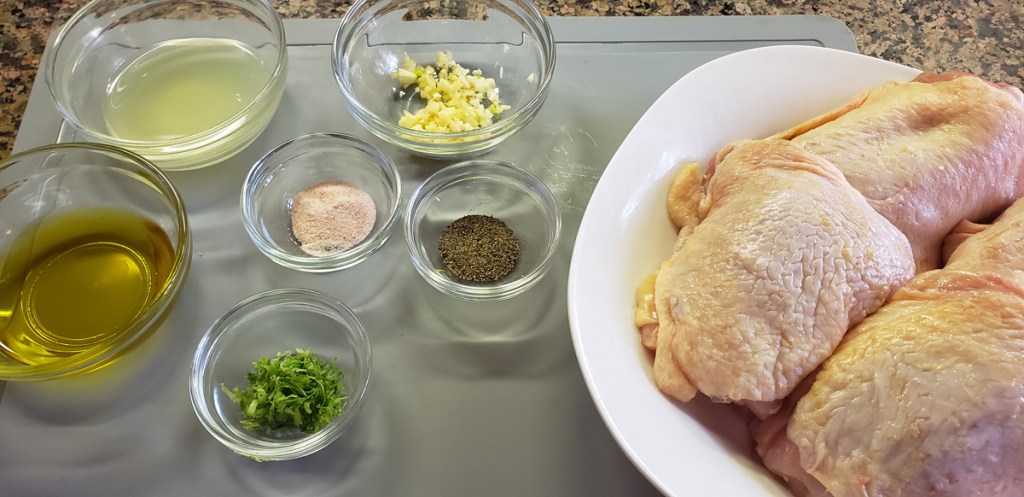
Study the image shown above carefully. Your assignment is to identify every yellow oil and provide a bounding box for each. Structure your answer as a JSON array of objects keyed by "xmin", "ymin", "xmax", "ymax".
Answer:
[
  {"xmin": 103, "ymin": 38, "xmax": 270, "ymax": 142},
  {"xmin": 0, "ymin": 208, "xmax": 176, "ymax": 366}
]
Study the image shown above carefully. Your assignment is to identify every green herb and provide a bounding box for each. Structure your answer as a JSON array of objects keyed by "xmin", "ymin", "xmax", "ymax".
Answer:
[{"xmin": 222, "ymin": 348, "xmax": 346, "ymax": 434}]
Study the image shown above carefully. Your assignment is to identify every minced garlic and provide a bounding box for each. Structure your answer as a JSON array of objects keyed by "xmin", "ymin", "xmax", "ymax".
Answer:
[{"xmin": 391, "ymin": 51, "xmax": 510, "ymax": 134}]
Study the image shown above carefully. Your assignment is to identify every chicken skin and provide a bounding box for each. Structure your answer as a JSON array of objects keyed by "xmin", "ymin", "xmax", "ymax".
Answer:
[
  {"xmin": 652, "ymin": 139, "xmax": 914, "ymax": 403},
  {"xmin": 779, "ymin": 73, "xmax": 1024, "ymax": 272},
  {"xmin": 765, "ymin": 197, "xmax": 1024, "ymax": 497}
]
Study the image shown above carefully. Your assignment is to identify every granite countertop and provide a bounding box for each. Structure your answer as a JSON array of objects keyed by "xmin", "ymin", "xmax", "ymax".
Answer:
[{"xmin": 2, "ymin": 0, "xmax": 1022, "ymax": 158}]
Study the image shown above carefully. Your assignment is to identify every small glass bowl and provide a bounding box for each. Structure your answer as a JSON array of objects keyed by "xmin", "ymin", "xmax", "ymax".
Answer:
[
  {"xmin": 241, "ymin": 133, "xmax": 402, "ymax": 273},
  {"xmin": 189, "ymin": 288, "xmax": 372, "ymax": 461},
  {"xmin": 405, "ymin": 160, "xmax": 561, "ymax": 301},
  {"xmin": 44, "ymin": 0, "xmax": 287, "ymax": 170},
  {"xmin": 0, "ymin": 143, "xmax": 191, "ymax": 381},
  {"xmin": 332, "ymin": 0, "xmax": 556, "ymax": 159}
]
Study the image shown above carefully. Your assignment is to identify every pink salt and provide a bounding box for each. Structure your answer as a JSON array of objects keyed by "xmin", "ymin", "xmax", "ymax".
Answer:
[{"xmin": 290, "ymin": 180, "xmax": 376, "ymax": 257}]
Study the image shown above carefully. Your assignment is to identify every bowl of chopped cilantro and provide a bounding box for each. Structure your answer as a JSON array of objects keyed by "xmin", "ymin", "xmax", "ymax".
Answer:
[
  {"xmin": 332, "ymin": 0, "xmax": 555, "ymax": 159},
  {"xmin": 189, "ymin": 288, "xmax": 371, "ymax": 461}
]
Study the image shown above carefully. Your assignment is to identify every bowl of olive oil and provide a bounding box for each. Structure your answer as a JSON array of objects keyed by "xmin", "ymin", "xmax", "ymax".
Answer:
[
  {"xmin": 44, "ymin": 0, "xmax": 287, "ymax": 171},
  {"xmin": 0, "ymin": 143, "xmax": 191, "ymax": 381}
]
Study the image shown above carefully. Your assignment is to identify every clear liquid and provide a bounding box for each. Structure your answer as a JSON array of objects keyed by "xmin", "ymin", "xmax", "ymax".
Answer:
[
  {"xmin": 0, "ymin": 208, "xmax": 176, "ymax": 365},
  {"xmin": 103, "ymin": 38, "xmax": 270, "ymax": 142}
]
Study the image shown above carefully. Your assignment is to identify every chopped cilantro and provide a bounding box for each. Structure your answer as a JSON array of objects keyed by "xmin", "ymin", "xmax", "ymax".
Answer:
[{"xmin": 222, "ymin": 348, "xmax": 346, "ymax": 434}]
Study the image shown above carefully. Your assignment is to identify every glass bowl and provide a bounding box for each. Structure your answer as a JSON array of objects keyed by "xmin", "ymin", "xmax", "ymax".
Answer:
[
  {"xmin": 44, "ymin": 0, "xmax": 288, "ymax": 170},
  {"xmin": 241, "ymin": 133, "xmax": 403, "ymax": 273},
  {"xmin": 405, "ymin": 160, "xmax": 561, "ymax": 300},
  {"xmin": 332, "ymin": 0, "xmax": 556, "ymax": 159},
  {"xmin": 0, "ymin": 143, "xmax": 191, "ymax": 381},
  {"xmin": 189, "ymin": 288, "xmax": 372, "ymax": 461}
]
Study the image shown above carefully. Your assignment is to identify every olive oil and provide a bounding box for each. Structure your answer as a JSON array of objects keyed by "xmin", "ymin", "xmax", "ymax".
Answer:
[
  {"xmin": 103, "ymin": 38, "xmax": 270, "ymax": 142},
  {"xmin": 0, "ymin": 208, "xmax": 176, "ymax": 365}
]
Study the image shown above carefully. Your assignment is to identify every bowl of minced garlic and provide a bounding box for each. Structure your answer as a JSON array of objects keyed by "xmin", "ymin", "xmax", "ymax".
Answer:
[
  {"xmin": 391, "ymin": 51, "xmax": 512, "ymax": 135},
  {"xmin": 241, "ymin": 133, "xmax": 403, "ymax": 272},
  {"xmin": 332, "ymin": 0, "xmax": 555, "ymax": 159}
]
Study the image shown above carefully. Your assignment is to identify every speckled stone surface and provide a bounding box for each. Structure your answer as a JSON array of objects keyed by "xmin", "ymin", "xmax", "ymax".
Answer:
[{"xmin": 2, "ymin": 0, "xmax": 1022, "ymax": 158}]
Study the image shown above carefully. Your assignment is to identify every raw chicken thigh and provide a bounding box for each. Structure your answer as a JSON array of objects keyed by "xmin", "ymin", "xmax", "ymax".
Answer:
[
  {"xmin": 652, "ymin": 139, "xmax": 914, "ymax": 403},
  {"xmin": 778, "ymin": 72, "xmax": 1024, "ymax": 271},
  {"xmin": 776, "ymin": 196, "xmax": 1024, "ymax": 497},
  {"xmin": 638, "ymin": 71, "xmax": 1024, "ymax": 496}
]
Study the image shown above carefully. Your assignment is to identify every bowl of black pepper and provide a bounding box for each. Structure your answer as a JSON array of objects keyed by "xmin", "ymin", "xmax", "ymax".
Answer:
[
  {"xmin": 404, "ymin": 160, "xmax": 561, "ymax": 301},
  {"xmin": 241, "ymin": 133, "xmax": 402, "ymax": 272}
]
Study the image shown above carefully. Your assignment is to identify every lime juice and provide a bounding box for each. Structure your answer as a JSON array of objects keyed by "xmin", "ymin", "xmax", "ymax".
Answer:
[{"xmin": 103, "ymin": 38, "xmax": 271, "ymax": 142}]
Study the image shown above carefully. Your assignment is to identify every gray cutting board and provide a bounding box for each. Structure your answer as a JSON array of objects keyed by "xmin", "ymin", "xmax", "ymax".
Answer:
[{"xmin": 4, "ymin": 16, "xmax": 855, "ymax": 497}]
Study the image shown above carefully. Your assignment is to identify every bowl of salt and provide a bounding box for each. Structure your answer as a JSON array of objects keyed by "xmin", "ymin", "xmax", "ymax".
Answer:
[{"xmin": 241, "ymin": 132, "xmax": 402, "ymax": 272}]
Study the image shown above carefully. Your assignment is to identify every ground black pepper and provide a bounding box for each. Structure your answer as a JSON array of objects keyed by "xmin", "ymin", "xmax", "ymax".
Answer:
[{"xmin": 438, "ymin": 215, "xmax": 520, "ymax": 282}]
